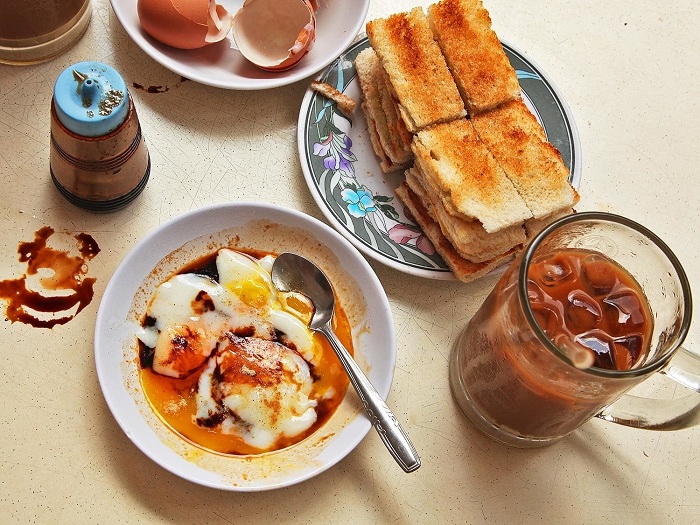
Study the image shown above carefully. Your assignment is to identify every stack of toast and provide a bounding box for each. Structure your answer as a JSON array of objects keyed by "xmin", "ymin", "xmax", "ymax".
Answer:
[{"xmin": 357, "ymin": 0, "xmax": 579, "ymax": 282}]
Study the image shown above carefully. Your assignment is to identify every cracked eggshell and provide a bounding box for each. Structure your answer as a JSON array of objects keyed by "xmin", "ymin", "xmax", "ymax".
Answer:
[
  {"xmin": 137, "ymin": 0, "xmax": 233, "ymax": 50},
  {"xmin": 232, "ymin": 0, "xmax": 316, "ymax": 72}
]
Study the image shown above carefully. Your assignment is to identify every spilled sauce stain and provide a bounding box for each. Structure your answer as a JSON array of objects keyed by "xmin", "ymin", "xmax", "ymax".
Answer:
[
  {"xmin": 131, "ymin": 77, "xmax": 189, "ymax": 94},
  {"xmin": 0, "ymin": 226, "xmax": 100, "ymax": 329},
  {"xmin": 132, "ymin": 82, "xmax": 169, "ymax": 94}
]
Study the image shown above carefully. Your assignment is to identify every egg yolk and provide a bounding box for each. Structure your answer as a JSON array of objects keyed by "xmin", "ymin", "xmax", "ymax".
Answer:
[
  {"xmin": 230, "ymin": 277, "xmax": 269, "ymax": 309},
  {"xmin": 279, "ymin": 292, "xmax": 314, "ymax": 326}
]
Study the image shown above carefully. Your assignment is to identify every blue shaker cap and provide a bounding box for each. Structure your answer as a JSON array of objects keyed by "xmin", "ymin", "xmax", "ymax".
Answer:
[{"xmin": 53, "ymin": 61, "xmax": 130, "ymax": 137}]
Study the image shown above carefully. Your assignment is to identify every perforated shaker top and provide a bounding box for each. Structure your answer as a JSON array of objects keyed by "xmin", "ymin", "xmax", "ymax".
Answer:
[{"xmin": 53, "ymin": 61, "xmax": 130, "ymax": 137}]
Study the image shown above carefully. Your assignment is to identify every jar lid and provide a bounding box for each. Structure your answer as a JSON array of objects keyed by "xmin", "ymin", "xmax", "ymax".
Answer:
[{"xmin": 53, "ymin": 61, "xmax": 129, "ymax": 137}]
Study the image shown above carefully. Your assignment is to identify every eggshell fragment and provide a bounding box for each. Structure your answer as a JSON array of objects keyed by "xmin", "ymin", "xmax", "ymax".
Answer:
[
  {"xmin": 137, "ymin": 0, "xmax": 232, "ymax": 50},
  {"xmin": 232, "ymin": 0, "xmax": 316, "ymax": 71}
]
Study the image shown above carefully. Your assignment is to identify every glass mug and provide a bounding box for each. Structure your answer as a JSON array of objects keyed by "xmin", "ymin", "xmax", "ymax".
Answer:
[{"xmin": 449, "ymin": 212, "xmax": 699, "ymax": 447}]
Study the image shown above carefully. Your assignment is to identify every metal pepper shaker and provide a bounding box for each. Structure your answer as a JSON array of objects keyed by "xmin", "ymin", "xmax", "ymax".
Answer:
[{"xmin": 50, "ymin": 61, "xmax": 150, "ymax": 212}]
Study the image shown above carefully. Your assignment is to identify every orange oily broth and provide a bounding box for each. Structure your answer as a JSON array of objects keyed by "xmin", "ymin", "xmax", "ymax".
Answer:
[{"xmin": 138, "ymin": 248, "xmax": 352, "ymax": 456}]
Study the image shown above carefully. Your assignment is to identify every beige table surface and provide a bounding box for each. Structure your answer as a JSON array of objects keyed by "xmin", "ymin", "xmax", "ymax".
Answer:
[{"xmin": 1, "ymin": 0, "xmax": 699, "ymax": 523}]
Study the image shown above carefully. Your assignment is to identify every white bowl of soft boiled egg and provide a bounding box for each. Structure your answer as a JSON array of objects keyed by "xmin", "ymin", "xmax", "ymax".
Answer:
[{"xmin": 94, "ymin": 202, "xmax": 396, "ymax": 490}]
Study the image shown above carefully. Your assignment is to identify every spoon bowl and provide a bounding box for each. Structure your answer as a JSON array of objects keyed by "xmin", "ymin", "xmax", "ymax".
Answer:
[
  {"xmin": 272, "ymin": 252, "xmax": 334, "ymax": 330},
  {"xmin": 272, "ymin": 252, "xmax": 421, "ymax": 473}
]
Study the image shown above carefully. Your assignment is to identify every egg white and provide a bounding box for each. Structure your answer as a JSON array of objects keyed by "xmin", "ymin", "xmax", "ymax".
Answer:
[{"xmin": 138, "ymin": 274, "xmax": 228, "ymax": 378}]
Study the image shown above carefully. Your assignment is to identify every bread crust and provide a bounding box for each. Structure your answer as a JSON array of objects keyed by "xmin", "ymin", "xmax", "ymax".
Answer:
[{"xmin": 310, "ymin": 81, "xmax": 357, "ymax": 117}]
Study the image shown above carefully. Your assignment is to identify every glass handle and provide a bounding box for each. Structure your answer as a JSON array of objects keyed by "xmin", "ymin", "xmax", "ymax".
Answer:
[
  {"xmin": 596, "ymin": 347, "xmax": 700, "ymax": 430},
  {"xmin": 662, "ymin": 346, "xmax": 700, "ymax": 391}
]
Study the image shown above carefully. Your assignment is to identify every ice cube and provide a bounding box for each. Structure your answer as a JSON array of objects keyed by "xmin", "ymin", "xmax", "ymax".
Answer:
[
  {"xmin": 582, "ymin": 254, "xmax": 618, "ymax": 296},
  {"xmin": 612, "ymin": 334, "xmax": 645, "ymax": 369},
  {"xmin": 603, "ymin": 285, "xmax": 648, "ymax": 333},
  {"xmin": 530, "ymin": 254, "xmax": 576, "ymax": 287},
  {"xmin": 530, "ymin": 302, "xmax": 563, "ymax": 336},
  {"xmin": 566, "ymin": 290, "xmax": 602, "ymax": 332},
  {"xmin": 575, "ymin": 329, "xmax": 616, "ymax": 370},
  {"xmin": 526, "ymin": 278, "xmax": 545, "ymax": 302}
]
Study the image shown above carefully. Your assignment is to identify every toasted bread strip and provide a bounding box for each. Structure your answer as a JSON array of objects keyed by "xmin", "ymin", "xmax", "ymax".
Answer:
[
  {"xmin": 427, "ymin": 0, "xmax": 521, "ymax": 115},
  {"xmin": 411, "ymin": 119, "xmax": 532, "ymax": 233},
  {"xmin": 405, "ymin": 166, "xmax": 526, "ymax": 263},
  {"xmin": 366, "ymin": 7, "xmax": 466, "ymax": 132},
  {"xmin": 355, "ymin": 50, "xmax": 401, "ymax": 172},
  {"xmin": 310, "ymin": 81, "xmax": 357, "ymax": 117},
  {"xmin": 362, "ymin": 101, "xmax": 398, "ymax": 173},
  {"xmin": 377, "ymin": 66, "xmax": 414, "ymax": 161},
  {"xmin": 354, "ymin": 48, "xmax": 412, "ymax": 171},
  {"xmin": 471, "ymin": 99, "xmax": 579, "ymax": 219},
  {"xmin": 396, "ymin": 182, "xmax": 516, "ymax": 283}
]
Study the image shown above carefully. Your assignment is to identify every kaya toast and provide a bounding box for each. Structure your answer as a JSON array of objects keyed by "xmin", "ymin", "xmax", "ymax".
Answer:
[
  {"xmin": 395, "ymin": 182, "xmax": 517, "ymax": 283},
  {"xmin": 354, "ymin": 48, "xmax": 413, "ymax": 172},
  {"xmin": 404, "ymin": 166, "xmax": 526, "ymax": 263},
  {"xmin": 471, "ymin": 98, "xmax": 579, "ymax": 220},
  {"xmin": 411, "ymin": 118, "xmax": 532, "ymax": 234},
  {"xmin": 427, "ymin": 0, "xmax": 521, "ymax": 115},
  {"xmin": 366, "ymin": 7, "xmax": 466, "ymax": 132}
]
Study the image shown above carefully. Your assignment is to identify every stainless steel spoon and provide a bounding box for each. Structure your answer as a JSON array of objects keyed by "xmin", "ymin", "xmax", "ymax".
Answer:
[{"xmin": 271, "ymin": 252, "xmax": 421, "ymax": 473}]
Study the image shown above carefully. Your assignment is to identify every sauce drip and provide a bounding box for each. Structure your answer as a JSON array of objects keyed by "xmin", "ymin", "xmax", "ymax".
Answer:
[{"xmin": 0, "ymin": 226, "xmax": 100, "ymax": 328}]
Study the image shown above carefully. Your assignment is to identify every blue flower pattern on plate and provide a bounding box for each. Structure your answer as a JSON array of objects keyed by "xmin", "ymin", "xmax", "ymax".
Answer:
[{"xmin": 309, "ymin": 53, "xmax": 444, "ymax": 269}]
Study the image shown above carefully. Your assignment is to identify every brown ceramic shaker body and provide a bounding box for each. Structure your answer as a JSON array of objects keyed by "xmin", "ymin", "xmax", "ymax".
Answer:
[{"xmin": 50, "ymin": 61, "xmax": 150, "ymax": 212}]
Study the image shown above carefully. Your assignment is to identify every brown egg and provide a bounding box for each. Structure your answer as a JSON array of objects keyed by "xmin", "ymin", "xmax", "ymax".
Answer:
[
  {"xmin": 137, "ymin": 0, "xmax": 232, "ymax": 50},
  {"xmin": 232, "ymin": 0, "xmax": 316, "ymax": 71}
]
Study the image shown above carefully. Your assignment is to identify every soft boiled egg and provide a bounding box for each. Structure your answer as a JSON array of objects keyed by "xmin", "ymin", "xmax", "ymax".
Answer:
[
  {"xmin": 138, "ymin": 273, "xmax": 227, "ymax": 378},
  {"xmin": 195, "ymin": 334, "xmax": 318, "ymax": 450},
  {"xmin": 137, "ymin": 0, "xmax": 233, "ymax": 50},
  {"xmin": 232, "ymin": 0, "xmax": 316, "ymax": 71},
  {"xmin": 215, "ymin": 249, "xmax": 317, "ymax": 363},
  {"xmin": 137, "ymin": 248, "xmax": 325, "ymax": 449},
  {"xmin": 216, "ymin": 248, "xmax": 275, "ymax": 310}
]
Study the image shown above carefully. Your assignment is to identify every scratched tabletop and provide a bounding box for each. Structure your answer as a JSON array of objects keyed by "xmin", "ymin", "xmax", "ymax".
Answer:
[{"xmin": 1, "ymin": 0, "xmax": 699, "ymax": 523}]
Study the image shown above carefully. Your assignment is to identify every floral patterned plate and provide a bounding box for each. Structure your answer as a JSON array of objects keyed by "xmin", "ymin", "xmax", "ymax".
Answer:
[{"xmin": 297, "ymin": 37, "xmax": 581, "ymax": 279}]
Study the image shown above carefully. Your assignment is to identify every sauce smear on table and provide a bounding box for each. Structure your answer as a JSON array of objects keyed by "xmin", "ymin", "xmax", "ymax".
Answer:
[{"xmin": 0, "ymin": 226, "xmax": 99, "ymax": 328}]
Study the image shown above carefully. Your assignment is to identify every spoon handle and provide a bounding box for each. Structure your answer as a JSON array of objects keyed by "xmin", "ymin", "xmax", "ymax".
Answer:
[{"xmin": 320, "ymin": 324, "xmax": 421, "ymax": 473}]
